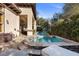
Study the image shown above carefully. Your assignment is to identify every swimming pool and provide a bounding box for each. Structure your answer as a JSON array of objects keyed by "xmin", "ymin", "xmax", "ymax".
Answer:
[{"xmin": 33, "ymin": 35, "xmax": 63, "ymax": 43}]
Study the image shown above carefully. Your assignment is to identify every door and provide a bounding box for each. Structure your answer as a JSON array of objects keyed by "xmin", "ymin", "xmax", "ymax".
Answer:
[{"xmin": 20, "ymin": 15, "xmax": 27, "ymax": 35}]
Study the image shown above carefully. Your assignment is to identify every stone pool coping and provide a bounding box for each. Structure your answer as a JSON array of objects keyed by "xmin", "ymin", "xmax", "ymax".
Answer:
[{"xmin": 25, "ymin": 35, "xmax": 79, "ymax": 47}]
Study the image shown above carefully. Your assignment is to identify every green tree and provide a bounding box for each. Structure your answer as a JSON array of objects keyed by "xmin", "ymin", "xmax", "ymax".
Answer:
[
  {"xmin": 37, "ymin": 17, "xmax": 50, "ymax": 32},
  {"xmin": 50, "ymin": 3, "xmax": 79, "ymax": 42},
  {"xmin": 63, "ymin": 3, "xmax": 79, "ymax": 18}
]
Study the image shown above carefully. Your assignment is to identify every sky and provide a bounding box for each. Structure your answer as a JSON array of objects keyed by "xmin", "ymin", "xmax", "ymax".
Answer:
[{"xmin": 36, "ymin": 3, "xmax": 65, "ymax": 19}]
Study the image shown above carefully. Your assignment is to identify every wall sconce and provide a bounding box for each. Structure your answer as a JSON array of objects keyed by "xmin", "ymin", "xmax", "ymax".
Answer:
[{"xmin": 6, "ymin": 20, "xmax": 9, "ymax": 24}]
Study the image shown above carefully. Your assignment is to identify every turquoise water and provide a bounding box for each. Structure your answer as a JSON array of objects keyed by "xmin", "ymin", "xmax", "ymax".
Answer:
[
  {"xmin": 37, "ymin": 32, "xmax": 47, "ymax": 35},
  {"xmin": 35, "ymin": 32, "xmax": 63, "ymax": 43},
  {"xmin": 34, "ymin": 36, "xmax": 63, "ymax": 43}
]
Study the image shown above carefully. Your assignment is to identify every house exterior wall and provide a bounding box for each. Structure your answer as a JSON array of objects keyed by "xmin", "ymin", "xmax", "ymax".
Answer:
[
  {"xmin": 19, "ymin": 7, "xmax": 35, "ymax": 36},
  {"xmin": 34, "ymin": 19, "xmax": 37, "ymax": 34},
  {"xmin": 0, "ymin": 6, "xmax": 36, "ymax": 36},
  {"xmin": 4, "ymin": 8, "xmax": 19, "ymax": 36}
]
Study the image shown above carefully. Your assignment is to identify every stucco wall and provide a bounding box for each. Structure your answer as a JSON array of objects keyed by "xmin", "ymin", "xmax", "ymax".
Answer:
[
  {"xmin": 19, "ymin": 7, "xmax": 34, "ymax": 36},
  {"xmin": 4, "ymin": 8, "xmax": 19, "ymax": 36},
  {"xmin": 34, "ymin": 19, "xmax": 36, "ymax": 31}
]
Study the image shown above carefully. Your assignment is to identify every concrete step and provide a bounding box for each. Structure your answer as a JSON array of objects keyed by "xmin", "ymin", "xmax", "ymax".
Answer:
[{"xmin": 27, "ymin": 49, "xmax": 42, "ymax": 56}]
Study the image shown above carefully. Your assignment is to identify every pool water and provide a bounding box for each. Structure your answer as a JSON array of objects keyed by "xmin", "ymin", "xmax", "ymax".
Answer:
[
  {"xmin": 33, "ymin": 36, "xmax": 63, "ymax": 43},
  {"xmin": 37, "ymin": 32, "xmax": 47, "ymax": 36}
]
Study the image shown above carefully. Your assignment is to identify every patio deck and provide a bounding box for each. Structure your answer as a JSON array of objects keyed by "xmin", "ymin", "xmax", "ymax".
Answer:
[{"xmin": 42, "ymin": 45, "xmax": 79, "ymax": 56}]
